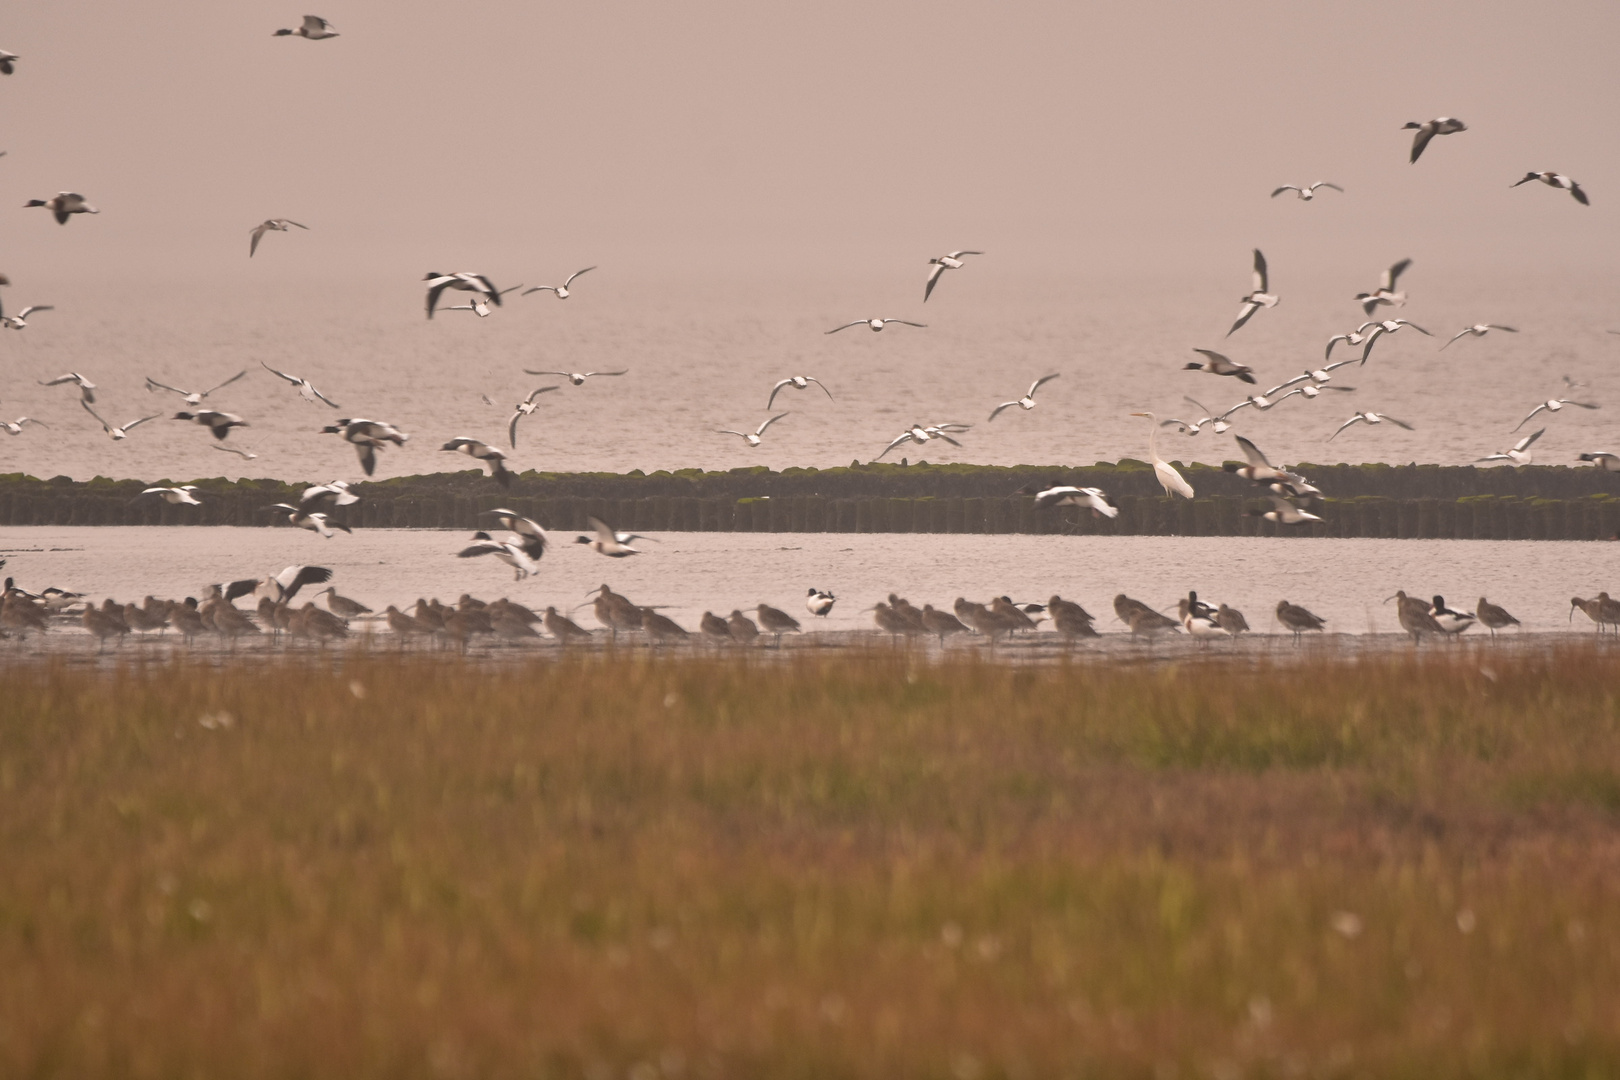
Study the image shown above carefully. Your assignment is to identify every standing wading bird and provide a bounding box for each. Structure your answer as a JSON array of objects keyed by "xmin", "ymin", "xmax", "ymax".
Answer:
[
  {"xmin": 321, "ymin": 418, "xmax": 408, "ymax": 475},
  {"xmin": 249, "ymin": 218, "xmax": 308, "ymax": 256},
  {"xmin": 173, "ymin": 410, "xmax": 248, "ymax": 440},
  {"xmin": 717, "ymin": 412, "xmax": 788, "ymax": 447},
  {"xmin": 826, "ymin": 317, "xmax": 926, "ymax": 334},
  {"xmin": 1330, "ymin": 411, "xmax": 1413, "ymax": 441},
  {"xmin": 1, "ymin": 304, "xmax": 51, "ymax": 330},
  {"xmin": 1356, "ymin": 259, "xmax": 1412, "ymax": 316},
  {"xmin": 1475, "ymin": 598, "xmax": 1519, "ymax": 639},
  {"xmin": 1271, "ymin": 181, "xmax": 1343, "ymax": 201},
  {"xmin": 1275, "ymin": 600, "xmax": 1326, "ymax": 643},
  {"xmin": 1185, "ymin": 349, "xmax": 1256, "ymax": 384},
  {"xmin": 1515, "ymin": 396, "xmax": 1599, "ymax": 431},
  {"xmin": 1386, "ymin": 591, "xmax": 1443, "ymax": 644},
  {"xmin": 1570, "ymin": 594, "xmax": 1620, "ymax": 635},
  {"xmin": 1441, "ymin": 324, "xmax": 1517, "ymax": 350},
  {"xmin": 261, "ymin": 362, "xmax": 340, "ymax": 406},
  {"xmin": 523, "ymin": 368, "xmax": 628, "ymax": 386},
  {"xmin": 1430, "ymin": 596, "xmax": 1476, "ymax": 636},
  {"xmin": 806, "ymin": 588, "xmax": 836, "ymax": 618},
  {"xmin": 755, "ymin": 603, "xmax": 801, "ymax": 646},
  {"xmin": 24, "ymin": 192, "xmax": 97, "ymax": 224},
  {"xmin": 81, "ymin": 401, "xmax": 159, "ymax": 440},
  {"xmin": 40, "ymin": 372, "xmax": 96, "ymax": 403},
  {"xmin": 989, "ymin": 373, "xmax": 1060, "ymax": 420},
  {"xmin": 424, "ymin": 272, "xmax": 502, "ymax": 318},
  {"xmin": 1227, "ymin": 249, "xmax": 1277, "ymax": 336},
  {"xmin": 924, "ymin": 250, "xmax": 982, "ymax": 302},
  {"xmin": 767, "ymin": 377, "xmax": 832, "ymax": 409},
  {"xmin": 274, "ymin": 15, "xmax": 338, "ymax": 38},
  {"xmin": 521, "ymin": 267, "xmax": 595, "ymax": 298},
  {"xmin": 441, "ymin": 437, "xmax": 512, "ymax": 488},
  {"xmin": 1476, "ymin": 428, "xmax": 1544, "ymax": 466},
  {"xmin": 508, "ymin": 385, "xmax": 559, "ymax": 447},
  {"xmin": 1512, "ymin": 171, "xmax": 1589, "ymax": 205},
  {"xmin": 145, "ymin": 370, "xmax": 247, "ymax": 406},
  {"xmin": 1130, "ymin": 412, "xmax": 1195, "ymax": 498},
  {"xmin": 1403, "ymin": 117, "xmax": 1467, "ymax": 163}
]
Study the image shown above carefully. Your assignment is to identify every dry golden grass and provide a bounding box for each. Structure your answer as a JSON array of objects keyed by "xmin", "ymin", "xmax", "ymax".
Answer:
[{"xmin": 3, "ymin": 647, "xmax": 1620, "ymax": 1078}]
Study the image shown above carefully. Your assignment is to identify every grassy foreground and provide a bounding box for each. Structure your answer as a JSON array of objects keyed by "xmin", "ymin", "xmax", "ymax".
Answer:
[{"xmin": 2, "ymin": 650, "xmax": 1619, "ymax": 1078}]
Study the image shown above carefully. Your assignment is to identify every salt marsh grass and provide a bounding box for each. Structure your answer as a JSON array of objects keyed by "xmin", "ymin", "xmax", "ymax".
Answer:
[{"xmin": 2, "ymin": 648, "xmax": 1618, "ymax": 1077}]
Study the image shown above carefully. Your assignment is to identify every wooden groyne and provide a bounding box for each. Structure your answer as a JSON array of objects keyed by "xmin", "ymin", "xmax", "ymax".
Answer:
[{"xmin": 3, "ymin": 463, "xmax": 1619, "ymax": 540}]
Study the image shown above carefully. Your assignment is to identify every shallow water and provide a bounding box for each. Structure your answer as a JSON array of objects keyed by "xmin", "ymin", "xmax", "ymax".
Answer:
[
  {"xmin": 1, "ymin": 274, "xmax": 1615, "ymax": 487},
  {"xmin": 2, "ymin": 526, "xmax": 1612, "ymax": 639}
]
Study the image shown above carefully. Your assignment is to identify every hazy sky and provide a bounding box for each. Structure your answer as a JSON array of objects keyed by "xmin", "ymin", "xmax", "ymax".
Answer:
[{"xmin": 5, "ymin": 0, "xmax": 1620, "ymax": 290}]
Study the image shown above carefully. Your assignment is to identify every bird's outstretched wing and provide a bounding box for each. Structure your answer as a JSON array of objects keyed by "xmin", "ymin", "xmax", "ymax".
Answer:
[
  {"xmin": 203, "ymin": 370, "xmax": 249, "ymax": 396},
  {"xmin": 825, "ymin": 321, "xmax": 866, "ymax": 334},
  {"xmin": 766, "ymin": 379, "xmax": 793, "ymax": 409},
  {"xmin": 988, "ymin": 401, "xmax": 1020, "ymax": 421},
  {"xmin": 1251, "ymin": 249, "xmax": 1269, "ymax": 294},
  {"xmin": 756, "ymin": 412, "xmax": 789, "ymax": 437}
]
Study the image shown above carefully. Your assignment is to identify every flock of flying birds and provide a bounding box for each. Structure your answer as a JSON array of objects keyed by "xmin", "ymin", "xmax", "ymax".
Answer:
[{"xmin": 1, "ymin": 26, "xmax": 1618, "ymax": 647}]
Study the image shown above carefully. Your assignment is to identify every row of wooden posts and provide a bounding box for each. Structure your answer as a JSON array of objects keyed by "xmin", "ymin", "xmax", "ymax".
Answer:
[{"xmin": 5, "ymin": 490, "xmax": 1620, "ymax": 541}]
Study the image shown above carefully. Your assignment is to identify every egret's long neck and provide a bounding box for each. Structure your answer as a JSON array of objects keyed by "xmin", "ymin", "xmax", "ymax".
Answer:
[{"xmin": 1145, "ymin": 417, "xmax": 1160, "ymax": 463}]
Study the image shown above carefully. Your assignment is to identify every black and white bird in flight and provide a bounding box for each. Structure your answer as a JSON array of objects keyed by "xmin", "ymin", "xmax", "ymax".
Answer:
[
  {"xmin": 1511, "ymin": 172, "xmax": 1589, "ymax": 205},
  {"xmin": 1403, "ymin": 117, "xmax": 1466, "ymax": 163},
  {"xmin": 0, "ymin": 50, "xmax": 17, "ymax": 75},
  {"xmin": 442, "ymin": 437, "xmax": 514, "ymax": 488},
  {"xmin": 424, "ymin": 272, "xmax": 502, "ymax": 319},
  {"xmin": 509, "ymin": 386, "xmax": 559, "ymax": 447},
  {"xmin": 826, "ymin": 318, "xmax": 926, "ymax": 334},
  {"xmin": 1329, "ymin": 412, "xmax": 1413, "ymax": 441},
  {"xmin": 989, "ymin": 374, "xmax": 1060, "ymax": 420},
  {"xmin": 522, "ymin": 267, "xmax": 595, "ymax": 299},
  {"xmin": 718, "ymin": 413, "xmax": 789, "ymax": 447},
  {"xmin": 174, "ymin": 410, "xmax": 249, "ymax": 440},
  {"xmin": 523, "ymin": 368, "xmax": 628, "ymax": 386},
  {"xmin": 1441, "ymin": 324, "xmax": 1517, "ymax": 350},
  {"xmin": 1477, "ymin": 428, "xmax": 1544, "ymax": 466},
  {"xmin": 249, "ymin": 218, "xmax": 308, "ymax": 257},
  {"xmin": 1185, "ymin": 349, "xmax": 1255, "ymax": 383},
  {"xmin": 1227, "ymin": 249, "xmax": 1277, "ymax": 336},
  {"xmin": 145, "ymin": 370, "xmax": 247, "ymax": 406},
  {"xmin": 1271, "ymin": 182, "xmax": 1343, "ymax": 201},
  {"xmin": 40, "ymin": 372, "xmax": 96, "ymax": 403},
  {"xmin": 321, "ymin": 419, "xmax": 408, "ymax": 475},
  {"xmin": 1514, "ymin": 396, "xmax": 1599, "ymax": 432},
  {"xmin": 274, "ymin": 15, "xmax": 338, "ymax": 39},
  {"xmin": 767, "ymin": 376, "xmax": 832, "ymax": 409},
  {"xmin": 262, "ymin": 361, "xmax": 339, "ymax": 406},
  {"xmin": 24, "ymin": 192, "xmax": 97, "ymax": 224},
  {"xmin": 1358, "ymin": 319, "xmax": 1431, "ymax": 363},
  {"xmin": 82, "ymin": 401, "xmax": 158, "ymax": 440},
  {"xmin": 1356, "ymin": 259, "xmax": 1412, "ymax": 316},
  {"xmin": 924, "ymin": 251, "xmax": 982, "ymax": 302},
  {"xmin": 1, "ymin": 304, "xmax": 51, "ymax": 330},
  {"xmin": 268, "ymin": 504, "xmax": 353, "ymax": 538},
  {"xmin": 576, "ymin": 516, "xmax": 645, "ymax": 558}
]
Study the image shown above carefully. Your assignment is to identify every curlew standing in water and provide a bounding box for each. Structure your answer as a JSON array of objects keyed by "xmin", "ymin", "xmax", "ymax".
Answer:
[
  {"xmin": 1275, "ymin": 600, "xmax": 1325, "ymax": 643},
  {"xmin": 1475, "ymin": 598, "xmax": 1519, "ymax": 640}
]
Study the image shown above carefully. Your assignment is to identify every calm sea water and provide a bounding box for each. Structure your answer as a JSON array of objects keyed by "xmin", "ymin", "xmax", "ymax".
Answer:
[
  {"xmin": 0, "ymin": 273, "xmax": 1615, "ymax": 486},
  {"xmin": 2, "ymin": 527, "xmax": 1612, "ymax": 638}
]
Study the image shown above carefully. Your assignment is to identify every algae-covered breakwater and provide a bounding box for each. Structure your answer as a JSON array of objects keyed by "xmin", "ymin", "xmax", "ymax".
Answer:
[{"xmin": 3, "ymin": 462, "xmax": 1620, "ymax": 539}]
